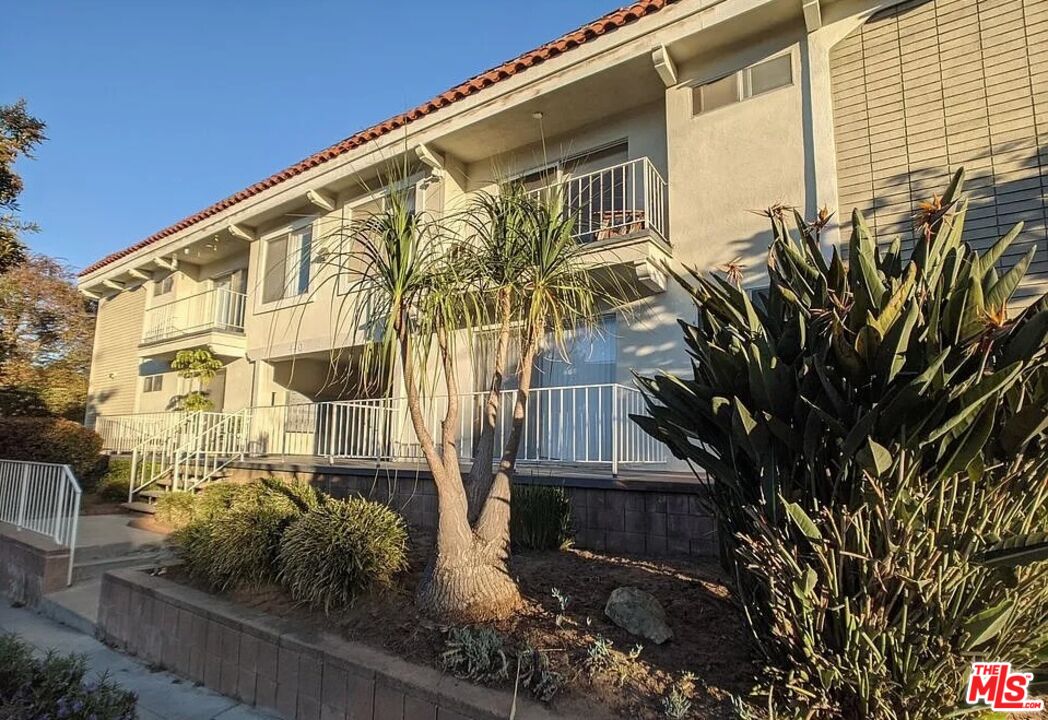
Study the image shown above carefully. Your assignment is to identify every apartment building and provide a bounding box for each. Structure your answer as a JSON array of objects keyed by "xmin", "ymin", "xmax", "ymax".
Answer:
[{"xmin": 79, "ymin": 0, "xmax": 1048, "ymax": 485}]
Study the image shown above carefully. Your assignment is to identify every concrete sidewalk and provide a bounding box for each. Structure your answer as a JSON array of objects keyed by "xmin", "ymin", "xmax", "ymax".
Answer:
[{"xmin": 0, "ymin": 602, "xmax": 273, "ymax": 720}]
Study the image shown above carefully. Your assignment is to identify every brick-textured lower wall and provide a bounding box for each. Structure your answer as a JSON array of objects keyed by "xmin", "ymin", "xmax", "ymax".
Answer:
[
  {"xmin": 98, "ymin": 569, "xmax": 576, "ymax": 720},
  {"xmin": 0, "ymin": 523, "xmax": 70, "ymax": 606},
  {"xmin": 226, "ymin": 463, "xmax": 717, "ymax": 557}
]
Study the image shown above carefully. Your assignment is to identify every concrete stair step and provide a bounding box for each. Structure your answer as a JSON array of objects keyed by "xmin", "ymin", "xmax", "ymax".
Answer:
[
  {"xmin": 72, "ymin": 548, "xmax": 175, "ymax": 583},
  {"xmin": 76, "ymin": 538, "xmax": 164, "ymax": 563},
  {"xmin": 122, "ymin": 500, "xmax": 157, "ymax": 515},
  {"xmin": 38, "ymin": 579, "xmax": 102, "ymax": 636}
]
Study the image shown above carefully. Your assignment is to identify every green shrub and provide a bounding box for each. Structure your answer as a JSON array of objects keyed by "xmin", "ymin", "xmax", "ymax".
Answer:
[
  {"xmin": 0, "ymin": 417, "xmax": 104, "ymax": 488},
  {"xmin": 0, "ymin": 633, "xmax": 137, "ymax": 719},
  {"xmin": 191, "ymin": 481, "xmax": 248, "ymax": 521},
  {"xmin": 636, "ymin": 169, "xmax": 1048, "ymax": 718},
  {"xmin": 95, "ymin": 457, "xmax": 131, "ymax": 502},
  {"xmin": 510, "ymin": 484, "xmax": 573, "ymax": 550},
  {"xmin": 277, "ymin": 497, "xmax": 407, "ymax": 612},
  {"xmin": 175, "ymin": 479, "xmax": 316, "ymax": 591},
  {"xmin": 154, "ymin": 491, "xmax": 195, "ymax": 529}
]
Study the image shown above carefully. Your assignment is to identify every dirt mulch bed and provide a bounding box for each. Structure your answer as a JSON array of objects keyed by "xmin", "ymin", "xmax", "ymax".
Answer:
[{"xmin": 166, "ymin": 542, "xmax": 757, "ymax": 719}]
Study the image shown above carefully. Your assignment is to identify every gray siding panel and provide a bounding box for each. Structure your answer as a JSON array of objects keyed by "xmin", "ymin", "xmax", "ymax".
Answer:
[{"xmin": 831, "ymin": 0, "xmax": 1048, "ymax": 302}]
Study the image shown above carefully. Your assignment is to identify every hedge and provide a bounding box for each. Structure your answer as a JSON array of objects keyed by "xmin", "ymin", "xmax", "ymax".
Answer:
[{"xmin": 0, "ymin": 417, "xmax": 104, "ymax": 488}]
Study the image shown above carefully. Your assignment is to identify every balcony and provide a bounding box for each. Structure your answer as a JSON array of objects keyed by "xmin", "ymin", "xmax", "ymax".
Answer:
[
  {"xmin": 141, "ymin": 288, "xmax": 247, "ymax": 356},
  {"xmin": 528, "ymin": 156, "xmax": 671, "ymax": 293}
]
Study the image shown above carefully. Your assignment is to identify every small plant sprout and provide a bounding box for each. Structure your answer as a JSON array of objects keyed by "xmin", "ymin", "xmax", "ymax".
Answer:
[
  {"xmin": 551, "ymin": 586, "xmax": 571, "ymax": 626},
  {"xmin": 516, "ymin": 644, "xmax": 564, "ymax": 702},
  {"xmin": 584, "ymin": 635, "xmax": 614, "ymax": 675},
  {"xmin": 551, "ymin": 586, "xmax": 571, "ymax": 612},
  {"xmin": 662, "ymin": 672, "xmax": 697, "ymax": 720}
]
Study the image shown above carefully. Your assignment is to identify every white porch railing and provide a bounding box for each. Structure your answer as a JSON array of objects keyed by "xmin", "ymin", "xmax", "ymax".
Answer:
[
  {"xmin": 529, "ymin": 157, "xmax": 669, "ymax": 244},
  {"xmin": 101, "ymin": 383, "xmax": 666, "ymax": 478},
  {"xmin": 243, "ymin": 383, "xmax": 664, "ymax": 474},
  {"xmin": 0, "ymin": 459, "xmax": 82, "ymax": 586},
  {"xmin": 94, "ymin": 412, "xmax": 188, "ymax": 453},
  {"xmin": 142, "ymin": 288, "xmax": 247, "ymax": 344}
]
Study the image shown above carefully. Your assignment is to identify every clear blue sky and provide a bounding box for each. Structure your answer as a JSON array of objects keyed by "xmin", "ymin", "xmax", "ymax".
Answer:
[{"xmin": 3, "ymin": 1, "xmax": 624, "ymax": 272}]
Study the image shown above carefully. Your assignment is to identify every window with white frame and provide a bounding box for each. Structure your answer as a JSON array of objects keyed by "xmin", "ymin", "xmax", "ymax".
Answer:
[
  {"xmin": 154, "ymin": 273, "xmax": 174, "ymax": 297},
  {"xmin": 262, "ymin": 223, "xmax": 313, "ymax": 304},
  {"xmin": 693, "ymin": 53, "xmax": 793, "ymax": 115},
  {"xmin": 143, "ymin": 374, "xmax": 164, "ymax": 393}
]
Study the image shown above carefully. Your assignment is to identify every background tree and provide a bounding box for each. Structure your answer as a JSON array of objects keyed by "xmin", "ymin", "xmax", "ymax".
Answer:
[
  {"xmin": 338, "ymin": 182, "xmax": 611, "ymax": 621},
  {"xmin": 171, "ymin": 347, "xmax": 223, "ymax": 411},
  {"xmin": 0, "ymin": 252, "xmax": 95, "ymax": 419},
  {"xmin": 635, "ymin": 169, "xmax": 1048, "ymax": 718},
  {"xmin": 0, "ymin": 100, "xmax": 46, "ymax": 272}
]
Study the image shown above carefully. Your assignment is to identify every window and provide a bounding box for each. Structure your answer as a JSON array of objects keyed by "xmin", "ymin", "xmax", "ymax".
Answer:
[
  {"xmin": 262, "ymin": 224, "xmax": 313, "ymax": 303},
  {"xmin": 154, "ymin": 274, "xmax": 174, "ymax": 297},
  {"xmin": 143, "ymin": 375, "xmax": 164, "ymax": 393},
  {"xmin": 693, "ymin": 53, "xmax": 793, "ymax": 115},
  {"xmin": 747, "ymin": 54, "xmax": 793, "ymax": 97},
  {"xmin": 696, "ymin": 73, "xmax": 739, "ymax": 113}
]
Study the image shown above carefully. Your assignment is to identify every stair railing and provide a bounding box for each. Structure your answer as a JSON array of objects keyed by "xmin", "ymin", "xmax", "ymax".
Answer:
[
  {"xmin": 128, "ymin": 412, "xmax": 227, "ymax": 501},
  {"xmin": 171, "ymin": 409, "xmax": 251, "ymax": 493}
]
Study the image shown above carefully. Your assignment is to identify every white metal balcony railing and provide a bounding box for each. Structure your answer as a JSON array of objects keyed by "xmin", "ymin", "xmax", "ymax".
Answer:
[
  {"xmin": 93, "ymin": 412, "xmax": 189, "ymax": 453},
  {"xmin": 0, "ymin": 459, "xmax": 81, "ymax": 586},
  {"xmin": 528, "ymin": 157, "xmax": 668, "ymax": 245},
  {"xmin": 97, "ymin": 383, "xmax": 665, "ymax": 475},
  {"xmin": 142, "ymin": 288, "xmax": 247, "ymax": 344}
]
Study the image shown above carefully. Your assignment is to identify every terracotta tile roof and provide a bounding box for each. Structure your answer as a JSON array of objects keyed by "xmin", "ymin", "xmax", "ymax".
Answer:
[{"xmin": 79, "ymin": 0, "xmax": 679, "ymax": 278}]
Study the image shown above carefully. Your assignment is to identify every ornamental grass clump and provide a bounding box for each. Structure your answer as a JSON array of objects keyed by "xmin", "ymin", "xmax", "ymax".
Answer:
[
  {"xmin": 510, "ymin": 484, "xmax": 574, "ymax": 551},
  {"xmin": 154, "ymin": 491, "xmax": 195, "ymax": 529},
  {"xmin": 635, "ymin": 169, "xmax": 1048, "ymax": 718},
  {"xmin": 175, "ymin": 478, "xmax": 324, "ymax": 592},
  {"xmin": 277, "ymin": 496, "xmax": 408, "ymax": 612}
]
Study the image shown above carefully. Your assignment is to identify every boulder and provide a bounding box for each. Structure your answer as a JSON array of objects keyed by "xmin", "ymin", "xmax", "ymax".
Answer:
[{"xmin": 603, "ymin": 586, "xmax": 673, "ymax": 644}]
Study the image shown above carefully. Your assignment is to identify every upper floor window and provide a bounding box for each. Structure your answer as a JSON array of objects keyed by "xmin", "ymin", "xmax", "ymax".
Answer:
[
  {"xmin": 154, "ymin": 274, "xmax": 174, "ymax": 297},
  {"xmin": 262, "ymin": 223, "xmax": 313, "ymax": 304},
  {"xmin": 693, "ymin": 53, "xmax": 793, "ymax": 115},
  {"xmin": 143, "ymin": 374, "xmax": 164, "ymax": 393}
]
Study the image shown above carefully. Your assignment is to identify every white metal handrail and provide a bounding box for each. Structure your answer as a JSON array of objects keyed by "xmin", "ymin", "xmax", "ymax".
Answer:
[
  {"xmin": 171, "ymin": 409, "xmax": 250, "ymax": 493},
  {"xmin": 142, "ymin": 288, "xmax": 247, "ymax": 344},
  {"xmin": 0, "ymin": 459, "xmax": 81, "ymax": 586},
  {"xmin": 528, "ymin": 157, "xmax": 669, "ymax": 244},
  {"xmin": 128, "ymin": 412, "xmax": 228, "ymax": 500}
]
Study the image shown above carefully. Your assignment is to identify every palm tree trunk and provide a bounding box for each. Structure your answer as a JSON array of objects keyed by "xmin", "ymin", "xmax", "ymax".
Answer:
[
  {"xmin": 465, "ymin": 289, "xmax": 512, "ymax": 519},
  {"xmin": 412, "ymin": 314, "xmax": 521, "ymax": 621},
  {"xmin": 474, "ymin": 327, "xmax": 540, "ymax": 545}
]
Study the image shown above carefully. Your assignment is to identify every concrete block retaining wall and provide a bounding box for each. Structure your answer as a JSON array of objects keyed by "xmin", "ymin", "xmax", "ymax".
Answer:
[
  {"xmin": 98, "ymin": 569, "xmax": 575, "ymax": 720},
  {"xmin": 0, "ymin": 522, "xmax": 70, "ymax": 606},
  {"xmin": 226, "ymin": 462, "xmax": 718, "ymax": 557}
]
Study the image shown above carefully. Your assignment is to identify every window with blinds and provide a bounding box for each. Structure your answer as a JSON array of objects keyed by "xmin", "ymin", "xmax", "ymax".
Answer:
[{"xmin": 830, "ymin": 0, "xmax": 1048, "ymax": 303}]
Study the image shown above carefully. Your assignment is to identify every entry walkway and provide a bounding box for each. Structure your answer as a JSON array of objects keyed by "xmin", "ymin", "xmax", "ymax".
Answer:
[{"xmin": 0, "ymin": 602, "xmax": 273, "ymax": 720}]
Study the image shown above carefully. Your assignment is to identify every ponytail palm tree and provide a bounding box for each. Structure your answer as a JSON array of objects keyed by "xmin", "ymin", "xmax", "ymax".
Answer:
[{"xmin": 340, "ymin": 181, "xmax": 607, "ymax": 621}]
